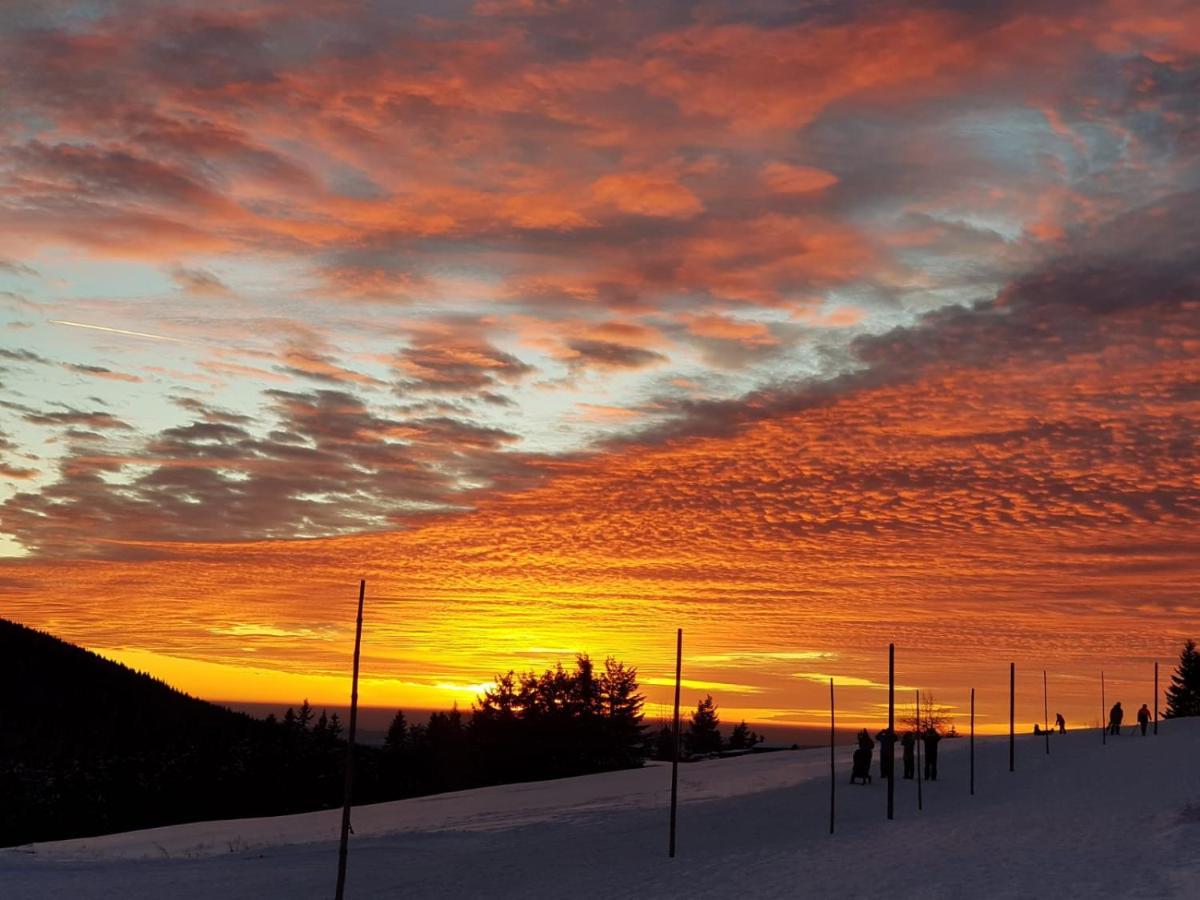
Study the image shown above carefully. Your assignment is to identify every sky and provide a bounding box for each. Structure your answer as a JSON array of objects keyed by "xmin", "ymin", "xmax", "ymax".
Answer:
[{"xmin": 1, "ymin": 0, "xmax": 1197, "ymax": 732}]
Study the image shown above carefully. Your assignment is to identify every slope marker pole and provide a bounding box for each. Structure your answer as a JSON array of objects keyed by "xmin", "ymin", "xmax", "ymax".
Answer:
[
  {"xmin": 969, "ymin": 688, "xmax": 975, "ymax": 796},
  {"xmin": 668, "ymin": 628, "xmax": 683, "ymax": 858},
  {"xmin": 334, "ymin": 578, "xmax": 366, "ymax": 900},
  {"xmin": 1101, "ymin": 670, "xmax": 1106, "ymax": 746},
  {"xmin": 1009, "ymin": 662, "xmax": 1015, "ymax": 773},
  {"xmin": 887, "ymin": 643, "xmax": 895, "ymax": 821},
  {"xmin": 1154, "ymin": 661, "xmax": 1159, "ymax": 736},
  {"xmin": 829, "ymin": 678, "xmax": 836, "ymax": 835},
  {"xmin": 914, "ymin": 689, "xmax": 923, "ymax": 811},
  {"xmin": 1043, "ymin": 669, "xmax": 1050, "ymax": 755}
]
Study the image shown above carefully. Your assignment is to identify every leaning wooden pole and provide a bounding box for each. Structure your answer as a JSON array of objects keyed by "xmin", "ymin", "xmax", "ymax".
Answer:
[
  {"xmin": 969, "ymin": 688, "xmax": 975, "ymax": 796},
  {"xmin": 1043, "ymin": 669, "xmax": 1050, "ymax": 755},
  {"xmin": 669, "ymin": 627, "xmax": 683, "ymax": 858},
  {"xmin": 1008, "ymin": 662, "xmax": 1015, "ymax": 773},
  {"xmin": 829, "ymin": 678, "xmax": 836, "ymax": 836},
  {"xmin": 1101, "ymin": 670, "xmax": 1107, "ymax": 746},
  {"xmin": 1154, "ymin": 661, "xmax": 1159, "ymax": 736},
  {"xmin": 887, "ymin": 643, "xmax": 895, "ymax": 821},
  {"xmin": 334, "ymin": 578, "xmax": 366, "ymax": 900},
  {"xmin": 914, "ymin": 689, "xmax": 923, "ymax": 811}
]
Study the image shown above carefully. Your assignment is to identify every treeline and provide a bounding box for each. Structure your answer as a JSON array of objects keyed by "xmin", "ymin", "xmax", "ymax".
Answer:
[
  {"xmin": 650, "ymin": 694, "xmax": 764, "ymax": 760},
  {"xmin": 376, "ymin": 654, "xmax": 646, "ymax": 796}
]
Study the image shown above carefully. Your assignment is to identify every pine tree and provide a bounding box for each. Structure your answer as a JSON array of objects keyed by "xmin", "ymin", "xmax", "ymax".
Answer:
[
  {"xmin": 328, "ymin": 712, "xmax": 343, "ymax": 740},
  {"xmin": 728, "ymin": 720, "xmax": 752, "ymax": 750},
  {"xmin": 685, "ymin": 695, "xmax": 721, "ymax": 756},
  {"xmin": 297, "ymin": 699, "xmax": 314, "ymax": 730},
  {"xmin": 1164, "ymin": 639, "xmax": 1200, "ymax": 719},
  {"xmin": 384, "ymin": 710, "xmax": 408, "ymax": 752},
  {"xmin": 654, "ymin": 724, "xmax": 677, "ymax": 761},
  {"xmin": 283, "ymin": 707, "xmax": 297, "ymax": 731}
]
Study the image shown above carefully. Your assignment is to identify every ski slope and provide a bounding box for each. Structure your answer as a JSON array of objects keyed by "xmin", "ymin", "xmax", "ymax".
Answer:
[{"xmin": 4, "ymin": 719, "xmax": 1199, "ymax": 898}]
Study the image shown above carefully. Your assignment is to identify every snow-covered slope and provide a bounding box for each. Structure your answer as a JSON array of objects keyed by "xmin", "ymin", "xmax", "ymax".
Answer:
[{"xmin": 4, "ymin": 719, "xmax": 1199, "ymax": 899}]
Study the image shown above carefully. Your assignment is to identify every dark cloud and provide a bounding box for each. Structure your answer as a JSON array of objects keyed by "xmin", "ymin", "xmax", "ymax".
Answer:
[{"xmin": 565, "ymin": 339, "xmax": 667, "ymax": 370}]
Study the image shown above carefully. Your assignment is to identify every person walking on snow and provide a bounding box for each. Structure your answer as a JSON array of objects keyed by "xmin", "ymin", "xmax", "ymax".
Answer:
[
  {"xmin": 922, "ymin": 727, "xmax": 941, "ymax": 781},
  {"xmin": 1136, "ymin": 703, "xmax": 1151, "ymax": 736},
  {"xmin": 1108, "ymin": 701, "xmax": 1123, "ymax": 735},
  {"xmin": 1055, "ymin": 712, "xmax": 1066, "ymax": 734}
]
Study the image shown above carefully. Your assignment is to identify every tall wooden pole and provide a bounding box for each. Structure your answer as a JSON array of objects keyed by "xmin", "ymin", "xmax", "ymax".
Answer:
[
  {"xmin": 1008, "ymin": 662, "xmax": 1015, "ymax": 773},
  {"xmin": 1101, "ymin": 670, "xmax": 1107, "ymax": 746},
  {"xmin": 914, "ymin": 689, "xmax": 923, "ymax": 811},
  {"xmin": 1043, "ymin": 670, "xmax": 1050, "ymax": 755},
  {"xmin": 669, "ymin": 628, "xmax": 683, "ymax": 858},
  {"xmin": 887, "ymin": 643, "xmax": 895, "ymax": 821},
  {"xmin": 1154, "ymin": 662, "xmax": 1159, "ymax": 735},
  {"xmin": 829, "ymin": 678, "xmax": 835, "ymax": 835},
  {"xmin": 335, "ymin": 579, "xmax": 366, "ymax": 900},
  {"xmin": 969, "ymin": 688, "xmax": 975, "ymax": 796}
]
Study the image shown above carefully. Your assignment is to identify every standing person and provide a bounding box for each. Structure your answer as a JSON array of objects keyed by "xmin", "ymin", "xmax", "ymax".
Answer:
[
  {"xmin": 1108, "ymin": 701, "xmax": 1124, "ymax": 735},
  {"xmin": 900, "ymin": 731, "xmax": 916, "ymax": 779},
  {"xmin": 1055, "ymin": 712, "xmax": 1066, "ymax": 734},
  {"xmin": 1136, "ymin": 704, "xmax": 1151, "ymax": 736},
  {"xmin": 922, "ymin": 727, "xmax": 941, "ymax": 781},
  {"xmin": 876, "ymin": 727, "xmax": 896, "ymax": 781}
]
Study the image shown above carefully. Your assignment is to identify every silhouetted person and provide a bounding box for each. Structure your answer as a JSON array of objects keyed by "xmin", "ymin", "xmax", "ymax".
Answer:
[
  {"xmin": 1055, "ymin": 712, "xmax": 1066, "ymax": 734},
  {"xmin": 851, "ymin": 729, "xmax": 874, "ymax": 784},
  {"xmin": 876, "ymin": 728, "xmax": 896, "ymax": 780},
  {"xmin": 922, "ymin": 728, "xmax": 941, "ymax": 781},
  {"xmin": 900, "ymin": 731, "xmax": 916, "ymax": 779},
  {"xmin": 1108, "ymin": 702, "xmax": 1123, "ymax": 735},
  {"xmin": 1136, "ymin": 704, "xmax": 1151, "ymax": 736},
  {"xmin": 1033, "ymin": 723, "xmax": 1043, "ymax": 735}
]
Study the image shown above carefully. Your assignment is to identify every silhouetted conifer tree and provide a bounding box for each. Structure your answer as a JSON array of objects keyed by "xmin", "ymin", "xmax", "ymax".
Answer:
[
  {"xmin": 1164, "ymin": 639, "xmax": 1200, "ymax": 718},
  {"xmin": 685, "ymin": 695, "xmax": 721, "ymax": 756},
  {"xmin": 728, "ymin": 720, "xmax": 752, "ymax": 750},
  {"xmin": 654, "ymin": 724, "xmax": 677, "ymax": 761},
  {"xmin": 384, "ymin": 710, "xmax": 408, "ymax": 752},
  {"xmin": 297, "ymin": 698, "xmax": 314, "ymax": 730}
]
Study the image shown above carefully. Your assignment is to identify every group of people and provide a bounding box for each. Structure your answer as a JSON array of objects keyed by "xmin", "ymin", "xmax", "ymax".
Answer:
[
  {"xmin": 850, "ymin": 726, "xmax": 942, "ymax": 784},
  {"xmin": 1108, "ymin": 701, "xmax": 1154, "ymax": 736}
]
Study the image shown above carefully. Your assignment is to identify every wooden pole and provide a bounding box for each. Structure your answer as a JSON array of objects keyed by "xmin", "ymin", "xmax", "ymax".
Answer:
[
  {"xmin": 1154, "ymin": 662, "xmax": 1159, "ymax": 736},
  {"xmin": 969, "ymin": 688, "xmax": 975, "ymax": 796},
  {"xmin": 669, "ymin": 628, "xmax": 683, "ymax": 858},
  {"xmin": 829, "ymin": 678, "xmax": 835, "ymax": 835},
  {"xmin": 887, "ymin": 643, "xmax": 895, "ymax": 821},
  {"xmin": 914, "ymin": 689, "xmax": 923, "ymax": 811},
  {"xmin": 1101, "ymin": 670, "xmax": 1106, "ymax": 746},
  {"xmin": 1043, "ymin": 669, "xmax": 1050, "ymax": 755},
  {"xmin": 334, "ymin": 579, "xmax": 366, "ymax": 900},
  {"xmin": 1009, "ymin": 662, "xmax": 1015, "ymax": 773}
]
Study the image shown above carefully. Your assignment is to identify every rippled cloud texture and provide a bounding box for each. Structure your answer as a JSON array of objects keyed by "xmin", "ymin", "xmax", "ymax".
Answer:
[{"xmin": 1, "ymin": 0, "xmax": 1197, "ymax": 724}]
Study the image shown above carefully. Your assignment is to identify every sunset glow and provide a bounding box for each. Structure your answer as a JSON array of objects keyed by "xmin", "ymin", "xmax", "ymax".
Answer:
[{"xmin": 1, "ymin": 0, "xmax": 1197, "ymax": 735}]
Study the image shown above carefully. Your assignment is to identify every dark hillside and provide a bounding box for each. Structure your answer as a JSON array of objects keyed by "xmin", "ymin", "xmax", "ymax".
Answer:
[{"xmin": 0, "ymin": 618, "xmax": 372, "ymax": 846}]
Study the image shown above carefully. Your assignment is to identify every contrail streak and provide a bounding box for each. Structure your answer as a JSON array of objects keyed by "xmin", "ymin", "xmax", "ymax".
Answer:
[{"xmin": 49, "ymin": 320, "xmax": 186, "ymax": 343}]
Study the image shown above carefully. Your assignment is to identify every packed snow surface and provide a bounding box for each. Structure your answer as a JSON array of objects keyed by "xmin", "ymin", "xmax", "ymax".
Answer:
[{"xmin": 4, "ymin": 720, "xmax": 1199, "ymax": 898}]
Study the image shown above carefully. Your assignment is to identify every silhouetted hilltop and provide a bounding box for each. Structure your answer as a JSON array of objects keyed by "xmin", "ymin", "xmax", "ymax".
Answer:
[{"xmin": 0, "ymin": 619, "xmax": 363, "ymax": 847}]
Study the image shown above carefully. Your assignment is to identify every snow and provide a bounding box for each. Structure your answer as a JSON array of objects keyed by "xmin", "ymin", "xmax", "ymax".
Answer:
[{"xmin": 4, "ymin": 719, "xmax": 1199, "ymax": 898}]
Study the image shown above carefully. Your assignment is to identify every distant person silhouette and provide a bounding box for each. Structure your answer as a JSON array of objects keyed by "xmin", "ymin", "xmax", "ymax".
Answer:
[
  {"xmin": 901, "ymin": 730, "xmax": 916, "ymax": 779},
  {"xmin": 876, "ymin": 728, "xmax": 896, "ymax": 780},
  {"xmin": 922, "ymin": 728, "xmax": 941, "ymax": 781},
  {"xmin": 1136, "ymin": 704, "xmax": 1151, "ymax": 736},
  {"xmin": 1055, "ymin": 712, "xmax": 1066, "ymax": 734},
  {"xmin": 851, "ymin": 729, "xmax": 874, "ymax": 784},
  {"xmin": 1108, "ymin": 702, "xmax": 1123, "ymax": 735}
]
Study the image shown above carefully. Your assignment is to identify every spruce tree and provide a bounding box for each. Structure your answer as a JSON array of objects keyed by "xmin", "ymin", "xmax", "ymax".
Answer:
[
  {"xmin": 297, "ymin": 699, "xmax": 314, "ymax": 730},
  {"xmin": 384, "ymin": 710, "xmax": 408, "ymax": 752},
  {"xmin": 685, "ymin": 695, "xmax": 722, "ymax": 756},
  {"xmin": 1164, "ymin": 639, "xmax": 1200, "ymax": 718},
  {"xmin": 728, "ymin": 720, "xmax": 751, "ymax": 750}
]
